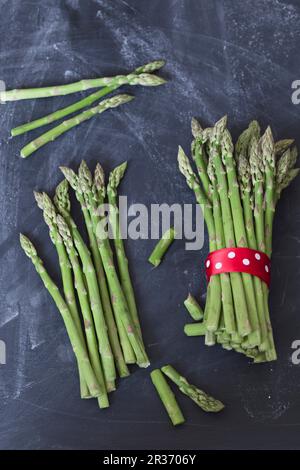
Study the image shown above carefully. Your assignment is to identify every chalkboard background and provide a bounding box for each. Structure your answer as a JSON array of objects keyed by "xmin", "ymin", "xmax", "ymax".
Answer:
[{"xmin": 1, "ymin": 0, "xmax": 300, "ymax": 450}]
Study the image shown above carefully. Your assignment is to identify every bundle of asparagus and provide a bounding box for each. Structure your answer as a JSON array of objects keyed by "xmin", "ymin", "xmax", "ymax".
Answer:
[
  {"xmin": 1, "ymin": 60, "xmax": 166, "ymax": 158},
  {"xmin": 178, "ymin": 117, "xmax": 299, "ymax": 362},
  {"xmin": 20, "ymin": 160, "xmax": 148, "ymax": 408}
]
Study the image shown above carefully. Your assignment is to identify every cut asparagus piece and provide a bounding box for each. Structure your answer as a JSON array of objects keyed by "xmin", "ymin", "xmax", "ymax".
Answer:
[
  {"xmin": 161, "ymin": 365, "xmax": 224, "ymax": 412},
  {"xmin": 148, "ymin": 227, "xmax": 176, "ymax": 267},
  {"xmin": 183, "ymin": 294, "xmax": 204, "ymax": 321},
  {"xmin": 184, "ymin": 323, "xmax": 206, "ymax": 336},
  {"xmin": 150, "ymin": 369, "xmax": 185, "ymax": 426}
]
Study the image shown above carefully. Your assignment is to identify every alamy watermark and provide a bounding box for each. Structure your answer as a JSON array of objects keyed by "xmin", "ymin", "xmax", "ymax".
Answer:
[{"xmin": 94, "ymin": 197, "xmax": 205, "ymax": 251}]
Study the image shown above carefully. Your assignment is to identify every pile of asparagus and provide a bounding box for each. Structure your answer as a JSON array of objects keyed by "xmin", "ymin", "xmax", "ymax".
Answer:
[
  {"xmin": 20, "ymin": 160, "xmax": 148, "ymax": 408},
  {"xmin": 178, "ymin": 117, "xmax": 299, "ymax": 362},
  {"xmin": 1, "ymin": 60, "xmax": 166, "ymax": 158}
]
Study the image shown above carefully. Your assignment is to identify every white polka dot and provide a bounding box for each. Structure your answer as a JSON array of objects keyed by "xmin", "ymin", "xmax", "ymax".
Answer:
[
  {"xmin": 265, "ymin": 265, "xmax": 269, "ymax": 273},
  {"xmin": 215, "ymin": 262, "xmax": 222, "ymax": 270},
  {"xmin": 242, "ymin": 258, "xmax": 250, "ymax": 266},
  {"xmin": 228, "ymin": 251, "xmax": 236, "ymax": 259},
  {"xmin": 206, "ymin": 260, "xmax": 210, "ymax": 268},
  {"xmin": 255, "ymin": 253, "xmax": 261, "ymax": 260}
]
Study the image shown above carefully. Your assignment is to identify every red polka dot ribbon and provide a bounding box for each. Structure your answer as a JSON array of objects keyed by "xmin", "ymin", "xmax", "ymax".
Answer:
[{"xmin": 205, "ymin": 247, "xmax": 271, "ymax": 287}]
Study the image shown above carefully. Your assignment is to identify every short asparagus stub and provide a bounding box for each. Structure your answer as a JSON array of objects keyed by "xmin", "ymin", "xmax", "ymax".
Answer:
[
  {"xmin": 150, "ymin": 369, "xmax": 185, "ymax": 426},
  {"xmin": 183, "ymin": 294, "xmax": 204, "ymax": 321},
  {"xmin": 148, "ymin": 227, "xmax": 176, "ymax": 267}
]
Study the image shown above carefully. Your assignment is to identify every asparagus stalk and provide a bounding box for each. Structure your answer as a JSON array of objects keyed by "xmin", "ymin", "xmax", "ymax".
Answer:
[
  {"xmin": 2, "ymin": 70, "xmax": 166, "ymax": 102},
  {"xmin": 61, "ymin": 165, "xmax": 149, "ymax": 368},
  {"xmin": 183, "ymin": 293, "xmax": 204, "ymax": 321},
  {"xmin": 209, "ymin": 120, "xmax": 251, "ymax": 338},
  {"xmin": 20, "ymin": 94, "xmax": 134, "ymax": 158},
  {"xmin": 92, "ymin": 164, "xmax": 136, "ymax": 365},
  {"xmin": 161, "ymin": 365, "xmax": 224, "ymax": 412},
  {"xmin": 148, "ymin": 227, "xmax": 176, "ymax": 267},
  {"xmin": 33, "ymin": 191, "xmax": 89, "ymax": 398},
  {"xmin": 184, "ymin": 322, "xmax": 206, "ymax": 336},
  {"xmin": 54, "ymin": 179, "xmax": 130, "ymax": 376},
  {"xmin": 207, "ymin": 155, "xmax": 236, "ymax": 333},
  {"xmin": 262, "ymin": 127, "xmax": 276, "ymax": 256},
  {"xmin": 177, "ymin": 146, "xmax": 222, "ymax": 334},
  {"xmin": 150, "ymin": 369, "xmax": 185, "ymax": 426},
  {"xmin": 249, "ymin": 136, "xmax": 277, "ymax": 361},
  {"xmin": 56, "ymin": 214, "xmax": 109, "ymax": 408},
  {"xmin": 19, "ymin": 234, "xmax": 102, "ymax": 397},
  {"xmin": 107, "ymin": 162, "xmax": 144, "ymax": 340},
  {"xmin": 11, "ymin": 60, "xmax": 166, "ymax": 136},
  {"xmin": 52, "ymin": 177, "xmax": 116, "ymax": 388},
  {"xmin": 220, "ymin": 128, "xmax": 261, "ymax": 346}
]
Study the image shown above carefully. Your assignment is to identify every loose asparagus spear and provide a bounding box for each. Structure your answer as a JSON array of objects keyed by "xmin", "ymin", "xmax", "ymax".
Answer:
[
  {"xmin": 2, "ymin": 70, "xmax": 166, "ymax": 102},
  {"xmin": 107, "ymin": 162, "xmax": 144, "ymax": 340},
  {"xmin": 19, "ymin": 234, "xmax": 102, "ymax": 397},
  {"xmin": 61, "ymin": 165, "xmax": 149, "ymax": 368},
  {"xmin": 54, "ymin": 179, "xmax": 130, "ymax": 376},
  {"xmin": 33, "ymin": 191, "xmax": 89, "ymax": 398},
  {"xmin": 52, "ymin": 177, "xmax": 116, "ymax": 388},
  {"xmin": 11, "ymin": 60, "xmax": 166, "ymax": 136},
  {"xmin": 56, "ymin": 214, "xmax": 109, "ymax": 408},
  {"xmin": 183, "ymin": 294, "xmax": 204, "ymax": 321},
  {"xmin": 20, "ymin": 94, "xmax": 134, "ymax": 158},
  {"xmin": 161, "ymin": 365, "xmax": 224, "ymax": 412},
  {"xmin": 148, "ymin": 227, "xmax": 176, "ymax": 267},
  {"xmin": 184, "ymin": 322, "xmax": 206, "ymax": 336},
  {"xmin": 150, "ymin": 369, "xmax": 185, "ymax": 426},
  {"xmin": 92, "ymin": 164, "xmax": 136, "ymax": 365}
]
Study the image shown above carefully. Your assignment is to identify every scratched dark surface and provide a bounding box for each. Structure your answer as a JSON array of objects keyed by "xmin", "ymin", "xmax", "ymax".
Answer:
[{"xmin": 0, "ymin": 0, "xmax": 300, "ymax": 450}]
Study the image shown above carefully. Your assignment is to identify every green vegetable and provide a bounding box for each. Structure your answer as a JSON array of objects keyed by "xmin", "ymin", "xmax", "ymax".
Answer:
[
  {"xmin": 184, "ymin": 323, "xmax": 206, "ymax": 336},
  {"xmin": 2, "ymin": 70, "xmax": 166, "ymax": 102},
  {"xmin": 150, "ymin": 369, "xmax": 185, "ymax": 426},
  {"xmin": 148, "ymin": 227, "xmax": 176, "ymax": 267},
  {"xmin": 20, "ymin": 94, "xmax": 134, "ymax": 158},
  {"xmin": 161, "ymin": 365, "xmax": 224, "ymax": 412},
  {"xmin": 19, "ymin": 234, "xmax": 103, "ymax": 398},
  {"xmin": 183, "ymin": 294, "xmax": 204, "ymax": 321},
  {"xmin": 11, "ymin": 60, "xmax": 165, "ymax": 136}
]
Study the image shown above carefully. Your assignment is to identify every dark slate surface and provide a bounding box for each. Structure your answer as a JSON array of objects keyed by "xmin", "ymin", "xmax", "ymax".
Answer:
[{"xmin": 0, "ymin": 0, "xmax": 300, "ymax": 450}]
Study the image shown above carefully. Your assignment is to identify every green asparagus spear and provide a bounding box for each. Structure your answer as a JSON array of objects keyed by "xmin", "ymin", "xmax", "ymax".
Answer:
[
  {"xmin": 20, "ymin": 94, "xmax": 134, "ymax": 158},
  {"xmin": 92, "ymin": 164, "xmax": 136, "ymax": 365},
  {"xmin": 33, "ymin": 191, "xmax": 89, "ymax": 398},
  {"xmin": 61, "ymin": 165, "xmax": 149, "ymax": 368},
  {"xmin": 107, "ymin": 162, "xmax": 144, "ymax": 340},
  {"xmin": 56, "ymin": 214, "xmax": 109, "ymax": 408},
  {"xmin": 19, "ymin": 234, "xmax": 102, "ymax": 397},
  {"xmin": 161, "ymin": 365, "xmax": 224, "ymax": 412},
  {"xmin": 2, "ymin": 70, "xmax": 166, "ymax": 102},
  {"xmin": 150, "ymin": 369, "xmax": 185, "ymax": 426},
  {"xmin": 54, "ymin": 179, "xmax": 130, "ymax": 376},
  {"xmin": 11, "ymin": 60, "xmax": 166, "ymax": 136}
]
